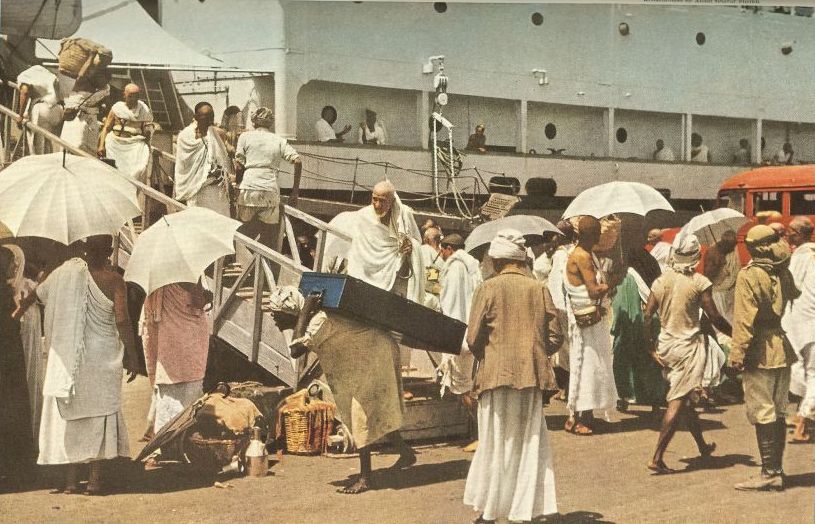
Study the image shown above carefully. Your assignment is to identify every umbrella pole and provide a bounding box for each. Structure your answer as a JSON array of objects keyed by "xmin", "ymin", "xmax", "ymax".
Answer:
[
  {"xmin": 62, "ymin": 149, "xmax": 67, "ymax": 168},
  {"xmin": 707, "ymin": 223, "xmax": 717, "ymax": 244}
]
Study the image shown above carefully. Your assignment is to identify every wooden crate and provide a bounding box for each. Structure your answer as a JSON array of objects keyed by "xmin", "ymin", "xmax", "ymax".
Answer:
[{"xmin": 401, "ymin": 394, "xmax": 471, "ymax": 442}]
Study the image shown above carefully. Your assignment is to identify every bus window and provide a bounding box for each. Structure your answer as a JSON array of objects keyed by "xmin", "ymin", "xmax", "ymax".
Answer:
[
  {"xmin": 752, "ymin": 191, "xmax": 782, "ymax": 214},
  {"xmin": 718, "ymin": 190, "xmax": 746, "ymax": 214},
  {"xmin": 790, "ymin": 190, "xmax": 815, "ymax": 215}
]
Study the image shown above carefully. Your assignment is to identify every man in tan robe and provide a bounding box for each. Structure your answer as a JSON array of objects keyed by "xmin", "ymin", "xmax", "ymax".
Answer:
[{"xmin": 290, "ymin": 181, "xmax": 418, "ymax": 494}]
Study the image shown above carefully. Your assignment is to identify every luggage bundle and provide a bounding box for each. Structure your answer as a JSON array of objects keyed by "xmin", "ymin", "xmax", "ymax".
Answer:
[{"xmin": 58, "ymin": 37, "xmax": 113, "ymax": 79}]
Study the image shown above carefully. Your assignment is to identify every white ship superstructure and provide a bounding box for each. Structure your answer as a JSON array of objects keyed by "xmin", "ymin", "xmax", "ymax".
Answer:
[{"xmin": 30, "ymin": 1, "xmax": 815, "ymax": 208}]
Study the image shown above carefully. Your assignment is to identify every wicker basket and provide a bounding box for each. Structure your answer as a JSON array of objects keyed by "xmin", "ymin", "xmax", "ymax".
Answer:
[
  {"xmin": 281, "ymin": 400, "xmax": 335, "ymax": 455},
  {"xmin": 58, "ymin": 38, "xmax": 112, "ymax": 78},
  {"xmin": 183, "ymin": 432, "xmax": 249, "ymax": 469}
]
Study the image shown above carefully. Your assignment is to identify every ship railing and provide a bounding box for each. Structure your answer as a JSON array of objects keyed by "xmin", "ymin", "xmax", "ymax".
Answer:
[{"xmin": 0, "ymin": 81, "xmax": 350, "ymax": 382}]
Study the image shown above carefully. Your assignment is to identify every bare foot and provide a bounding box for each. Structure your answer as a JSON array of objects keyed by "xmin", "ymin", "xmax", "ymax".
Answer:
[
  {"xmin": 647, "ymin": 460, "xmax": 676, "ymax": 475},
  {"xmin": 390, "ymin": 448, "xmax": 417, "ymax": 470},
  {"xmin": 338, "ymin": 476, "xmax": 370, "ymax": 494}
]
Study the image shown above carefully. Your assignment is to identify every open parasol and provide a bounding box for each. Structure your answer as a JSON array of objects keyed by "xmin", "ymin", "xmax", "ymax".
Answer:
[
  {"xmin": 465, "ymin": 215, "xmax": 561, "ymax": 253},
  {"xmin": 562, "ymin": 181, "xmax": 674, "ymax": 219},
  {"xmin": 0, "ymin": 153, "xmax": 141, "ymax": 244},
  {"xmin": 124, "ymin": 207, "xmax": 241, "ymax": 295},
  {"xmin": 677, "ymin": 208, "xmax": 749, "ymax": 245}
]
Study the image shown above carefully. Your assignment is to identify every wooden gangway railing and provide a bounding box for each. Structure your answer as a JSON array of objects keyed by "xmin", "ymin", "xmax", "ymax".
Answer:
[{"xmin": 0, "ymin": 81, "xmax": 350, "ymax": 386}]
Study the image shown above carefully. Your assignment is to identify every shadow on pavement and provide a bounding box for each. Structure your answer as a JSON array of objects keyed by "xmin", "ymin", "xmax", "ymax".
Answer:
[
  {"xmin": 679, "ymin": 453, "xmax": 756, "ymax": 472},
  {"xmin": 330, "ymin": 459, "xmax": 471, "ymax": 491},
  {"xmin": 785, "ymin": 471, "xmax": 815, "ymax": 489},
  {"xmin": 537, "ymin": 510, "xmax": 615, "ymax": 523}
]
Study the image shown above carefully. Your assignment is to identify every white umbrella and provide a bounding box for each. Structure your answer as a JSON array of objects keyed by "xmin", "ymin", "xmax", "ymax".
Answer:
[
  {"xmin": 465, "ymin": 215, "xmax": 561, "ymax": 252},
  {"xmin": 678, "ymin": 208, "xmax": 749, "ymax": 245},
  {"xmin": 0, "ymin": 153, "xmax": 140, "ymax": 244},
  {"xmin": 562, "ymin": 181, "xmax": 674, "ymax": 219},
  {"xmin": 124, "ymin": 207, "xmax": 241, "ymax": 295}
]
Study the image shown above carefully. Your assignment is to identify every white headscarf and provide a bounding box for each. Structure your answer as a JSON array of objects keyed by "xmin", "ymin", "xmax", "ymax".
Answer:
[
  {"xmin": 670, "ymin": 233, "xmax": 701, "ymax": 274},
  {"xmin": 488, "ymin": 229, "xmax": 527, "ymax": 261}
]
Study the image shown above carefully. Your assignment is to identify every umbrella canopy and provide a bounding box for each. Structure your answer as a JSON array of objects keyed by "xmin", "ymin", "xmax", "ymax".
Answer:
[
  {"xmin": 562, "ymin": 181, "xmax": 674, "ymax": 219},
  {"xmin": 465, "ymin": 215, "xmax": 561, "ymax": 253},
  {"xmin": 678, "ymin": 208, "xmax": 749, "ymax": 245},
  {"xmin": 124, "ymin": 207, "xmax": 241, "ymax": 295},
  {"xmin": 0, "ymin": 153, "xmax": 140, "ymax": 244}
]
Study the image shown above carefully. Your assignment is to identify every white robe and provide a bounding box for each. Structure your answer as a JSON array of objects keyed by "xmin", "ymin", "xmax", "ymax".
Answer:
[
  {"xmin": 174, "ymin": 123, "xmax": 233, "ymax": 216},
  {"xmin": 547, "ymin": 246, "xmax": 572, "ymax": 371},
  {"xmin": 782, "ymin": 242, "xmax": 815, "ymax": 418},
  {"xmin": 564, "ymin": 257, "xmax": 618, "ymax": 414},
  {"xmin": 464, "ymin": 387, "xmax": 557, "ymax": 521},
  {"xmin": 345, "ymin": 195, "xmax": 425, "ymax": 305},
  {"xmin": 437, "ymin": 249, "xmax": 482, "ymax": 395},
  {"xmin": 650, "ymin": 241, "xmax": 673, "ymax": 274},
  {"xmin": 18, "ymin": 65, "xmax": 63, "ymax": 155},
  {"xmin": 60, "ymin": 87, "xmax": 109, "ymax": 154},
  {"xmin": 104, "ymin": 100, "xmax": 153, "ymax": 183},
  {"xmin": 36, "ymin": 259, "xmax": 129, "ymax": 464}
]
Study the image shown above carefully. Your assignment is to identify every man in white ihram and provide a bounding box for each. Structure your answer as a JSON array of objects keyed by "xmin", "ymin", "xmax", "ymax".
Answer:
[
  {"xmin": 436, "ymin": 233, "xmax": 482, "ymax": 451},
  {"xmin": 173, "ymin": 102, "xmax": 234, "ymax": 216},
  {"xmin": 98, "ymin": 84, "xmax": 154, "ymax": 184},
  {"xmin": 782, "ymin": 216, "xmax": 815, "ymax": 442}
]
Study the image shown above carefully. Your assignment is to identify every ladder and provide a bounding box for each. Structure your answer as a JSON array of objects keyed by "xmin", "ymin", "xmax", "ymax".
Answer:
[{"xmin": 136, "ymin": 69, "xmax": 181, "ymax": 131}]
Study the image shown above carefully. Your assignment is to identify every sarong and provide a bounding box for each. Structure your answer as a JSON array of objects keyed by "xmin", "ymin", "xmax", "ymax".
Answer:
[{"xmin": 311, "ymin": 314, "xmax": 403, "ymax": 449}]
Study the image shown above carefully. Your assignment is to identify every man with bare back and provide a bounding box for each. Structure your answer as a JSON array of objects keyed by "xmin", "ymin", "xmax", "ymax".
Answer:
[
  {"xmin": 15, "ymin": 235, "xmax": 139, "ymax": 495},
  {"xmin": 563, "ymin": 216, "xmax": 622, "ymax": 435}
]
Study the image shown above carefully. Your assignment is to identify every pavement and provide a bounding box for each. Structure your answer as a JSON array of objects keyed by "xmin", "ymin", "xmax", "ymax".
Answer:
[{"xmin": 1, "ymin": 375, "xmax": 813, "ymax": 524}]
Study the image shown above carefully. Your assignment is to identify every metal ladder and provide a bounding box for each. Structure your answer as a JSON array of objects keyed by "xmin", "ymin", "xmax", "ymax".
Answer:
[{"xmin": 137, "ymin": 69, "xmax": 175, "ymax": 131}]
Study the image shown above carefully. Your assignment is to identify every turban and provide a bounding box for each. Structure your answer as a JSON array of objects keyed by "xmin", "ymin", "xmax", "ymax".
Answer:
[
  {"xmin": 671, "ymin": 233, "xmax": 701, "ymax": 274},
  {"xmin": 488, "ymin": 229, "xmax": 527, "ymax": 261},
  {"xmin": 745, "ymin": 225, "xmax": 791, "ymax": 271},
  {"xmin": 251, "ymin": 106, "xmax": 274, "ymax": 128}
]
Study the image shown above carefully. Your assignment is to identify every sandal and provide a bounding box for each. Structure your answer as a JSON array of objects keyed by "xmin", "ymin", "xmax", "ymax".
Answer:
[
  {"xmin": 564, "ymin": 419, "xmax": 593, "ymax": 435},
  {"xmin": 647, "ymin": 461, "xmax": 676, "ymax": 475}
]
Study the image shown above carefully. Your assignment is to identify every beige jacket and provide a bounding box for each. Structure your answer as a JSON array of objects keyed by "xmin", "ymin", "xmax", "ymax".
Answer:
[{"xmin": 467, "ymin": 266, "xmax": 563, "ymax": 396}]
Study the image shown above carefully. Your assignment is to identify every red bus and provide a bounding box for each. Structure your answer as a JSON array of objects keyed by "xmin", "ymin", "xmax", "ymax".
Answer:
[{"xmin": 717, "ymin": 165, "xmax": 815, "ymax": 263}]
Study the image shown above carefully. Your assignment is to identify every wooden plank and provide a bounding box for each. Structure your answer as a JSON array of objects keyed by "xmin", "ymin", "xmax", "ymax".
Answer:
[
  {"xmin": 215, "ymin": 320, "xmax": 296, "ymax": 386},
  {"xmin": 250, "ymin": 253, "xmax": 265, "ymax": 364},
  {"xmin": 212, "ymin": 256, "xmax": 256, "ymax": 330}
]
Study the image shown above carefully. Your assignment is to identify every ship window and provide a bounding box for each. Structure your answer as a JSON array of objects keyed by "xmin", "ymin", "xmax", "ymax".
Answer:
[
  {"xmin": 531, "ymin": 12, "xmax": 544, "ymax": 26},
  {"xmin": 753, "ymin": 191, "xmax": 782, "ymax": 214},
  {"xmin": 696, "ymin": 32, "xmax": 705, "ymax": 45},
  {"xmin": 434, "ymin": 2, "xmax": 447, "ymax": 13},
  {"xmin": 782, "ymin": 44, "xmax": 793, "ymax": 55},
  {"xmin": 790, "ymin": 190, "xmax": 815, "ymax": 215},
  {"xmin": 544, "ymin": 123, "xmax": 557, "ymax": 139},
  {"xmin": 616, "ymin": 127, "xmax": 628, "ymax": 143}
]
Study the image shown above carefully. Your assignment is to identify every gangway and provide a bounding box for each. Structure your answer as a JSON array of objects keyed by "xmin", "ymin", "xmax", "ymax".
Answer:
[{"xmin": 0, "ymin": 82, "xmax": 351, "ymax": 388}]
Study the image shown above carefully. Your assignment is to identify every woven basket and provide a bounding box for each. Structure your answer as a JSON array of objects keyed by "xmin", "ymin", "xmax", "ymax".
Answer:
[
  {"xmin": 184, "ymin": 432, "xmax": 249, "ymax": 469},
  {"xmin": 58, "ymin": 38, "xmax": 113, "ymax": 78},
  {"xmin": 282, "ymin": 400, "xmax": 335, "ymax": 455}
]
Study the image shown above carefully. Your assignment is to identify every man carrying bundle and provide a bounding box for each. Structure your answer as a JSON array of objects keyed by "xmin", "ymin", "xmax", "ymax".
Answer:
[{"xmin": 289, "ymin": 180, "xmax": 420, "ymax": 494}]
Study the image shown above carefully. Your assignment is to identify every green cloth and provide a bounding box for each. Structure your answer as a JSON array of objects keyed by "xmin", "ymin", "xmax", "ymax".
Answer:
[{"xmin": 611, "ymin": 273, "xmax": 668, "ymax": 406}]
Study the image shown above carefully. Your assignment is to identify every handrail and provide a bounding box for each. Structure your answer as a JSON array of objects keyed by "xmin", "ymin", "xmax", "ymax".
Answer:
[{"xmin": 0, "ymin": 99, "xmax": 313, "ymax": 271}]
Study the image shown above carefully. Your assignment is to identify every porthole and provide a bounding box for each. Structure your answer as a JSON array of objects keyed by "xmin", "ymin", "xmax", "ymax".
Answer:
[
  {"xmin": 782, "ymin": 44, "xmax": 793, "ymax": 55},
  {"xmin": 616, "ymin": 127, "xmax": 628, "ymax": 144},
  {"xmin": 544, "ymin": 123, "xmax": 557, "ymax": 140},
  {"xmin": 696, "ymin": 32, "xmax": 706, "ymax": 45},
  {"xmin": 618, "ymin": 23, "xmax": 630, "ymax": 36},
  {"xmin": 434, "ymin": 2, "xmax": 447, "ymax": 13},
  {"xmin": 531, "ymin": 12, "xmax": 543, "ymax": 26}
]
